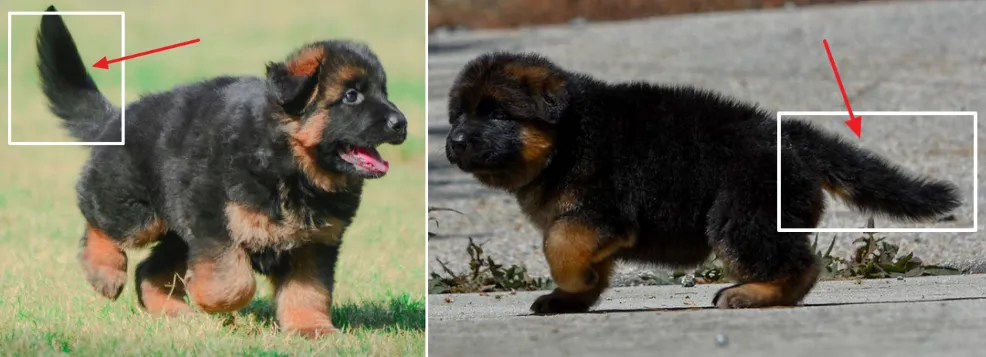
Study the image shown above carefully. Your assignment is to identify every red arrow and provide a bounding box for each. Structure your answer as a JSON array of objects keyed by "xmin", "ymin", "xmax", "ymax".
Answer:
[
  {"xmin": 92, "ymin": 38, "xmax": 200, "ymax": 69},
  {"xmin": 822, "ymin": 39, "xmax": 861, "ymax": 138}
]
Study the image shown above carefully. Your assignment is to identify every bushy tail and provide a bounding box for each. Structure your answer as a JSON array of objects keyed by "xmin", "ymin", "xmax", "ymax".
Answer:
[
  {"xmin": 36, "ymin": 5, "xmax": 119, "ymax": 142},
  {"xmin": 783, "ymin": 120, "xmax": 961, "ymax": 221}
]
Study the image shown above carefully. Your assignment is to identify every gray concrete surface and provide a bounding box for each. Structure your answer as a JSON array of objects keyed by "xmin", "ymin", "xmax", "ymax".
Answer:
[
  {"xmin": 429, "ymin": 275, "xmax": 986, "ymax": 356},
  {"xmin": 427, "ymin": 0, "xmax": 986, "ymax": 286}
]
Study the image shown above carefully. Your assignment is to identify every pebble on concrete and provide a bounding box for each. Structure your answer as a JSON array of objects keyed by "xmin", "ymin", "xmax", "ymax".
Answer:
[{"xmin": 716, "ymin": 333, "xmax": 728, "ymax": 347}]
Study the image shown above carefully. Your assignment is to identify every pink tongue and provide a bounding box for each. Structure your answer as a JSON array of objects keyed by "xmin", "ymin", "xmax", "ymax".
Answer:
[{"xmin": 354, "ymin": 147, "xmax": 389, "ymax": 173}]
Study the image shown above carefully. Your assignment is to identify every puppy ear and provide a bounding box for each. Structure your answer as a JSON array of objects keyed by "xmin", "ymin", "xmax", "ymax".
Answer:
[
  {"xmin": 504, "ymin": 63, "xmax": 568, "ymax": 124},
  {"xmin": 266, "ymin": 47, "xmax": 324, "ymax": 116}
]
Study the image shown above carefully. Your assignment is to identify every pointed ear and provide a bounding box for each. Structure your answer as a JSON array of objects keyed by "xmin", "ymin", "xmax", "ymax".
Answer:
[
  {"xmin": 503, "ymin": 63, "xmax": 568, "ymax": 124},
  {"xmin": 266, "ymin": 46, "xmax": 324, "ymax": 116}
]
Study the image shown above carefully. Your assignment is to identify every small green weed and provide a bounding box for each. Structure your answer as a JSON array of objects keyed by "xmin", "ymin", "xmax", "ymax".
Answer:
[
  {"xmin": 429, "ymin": 238, "xmax": 552, "ymax": 294},
  {"xmin": 812, "ymin": 217, "xmax": 961, "ymax": 279},
  {"xmin": 672, "ymin": 258, "xmax": 727, "ymax": 285}
]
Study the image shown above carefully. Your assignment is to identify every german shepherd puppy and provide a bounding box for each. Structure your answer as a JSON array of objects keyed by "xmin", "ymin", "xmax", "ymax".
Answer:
[
  {"xmin": 444, "ymin": 52, "xmax": 960, "ymax": 314},
  {"xmin": 37, "ymin": 6, "xmax": 406, "ymax": 338}
]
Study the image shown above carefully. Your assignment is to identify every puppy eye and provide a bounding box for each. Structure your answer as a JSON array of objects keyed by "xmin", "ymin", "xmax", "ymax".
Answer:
[{"xmin": 342, "ymin": 89, "xmax": 363, "ymax": 104}]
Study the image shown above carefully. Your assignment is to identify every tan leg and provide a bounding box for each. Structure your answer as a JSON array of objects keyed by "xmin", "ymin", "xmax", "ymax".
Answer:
[
  {"xmin": 271, "ymin": 243, "xmax": 339, "ymax": 339},
  {"xmin": 186, "ymin": 245, "xmax": 256, "ymax": 313},
  {"xmin": 531, "ymin": 258, "xmax": 614, "ymax": 314},
  {"xmin": 137, "ymin": 271, "xmax": 192, "ymax": 316},
  {"xmin": 79, "ymin": 225, "xmax": 128, "ymax": 300},
  {"xmin": 532, "ymin": 219, "xmax": 631, "ymax": 314},
  {"xmin": 135, "ymin": 234, "xmax": 192, "ymax": 316},
  {"xmin": 713, "ymin": 258, "xmax": 821, "ymax": 309}
]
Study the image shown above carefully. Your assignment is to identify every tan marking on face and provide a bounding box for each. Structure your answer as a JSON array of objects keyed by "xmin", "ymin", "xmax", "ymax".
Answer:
[
  {"xmin": 186, "ymin": 246, "xmax": 256, "ymax": 313},
  {"xmin": 336, "ymin": 65, "xmax": 364, "ymax": 83},
  {"xmin": 471, "ymin": 123, "xmax": 555, "ymax": 191},
  {"xmin": 271, "ymin": 244, "xmax": 336, "ymax": 339},
  {"xmin": 286, "ymin": 47, "xmax": 325, "ymax": 77},
  {"xmin": 502, "ymin": 63, "xmax": 566, "ymax": 94},
  {"xmin": 477, "ymin": 88, "xmax": 508, "ymax": 111},
  {"xmin": 292, "ymin": 111, "xmax": 329, "ymax": 148},
  {"xmin": 323, "ymin": 65, "xmax": 366, "ymax": 103},
  {"xmin": 520, "ymin": 124, "xmax": 554, "ymax": 165},
  {"xmin": 503, "ymin": 63, "xmax": 549, "ymax": 81},
  {"xmin": 281, "ymin": 111, "xmax": 348, "ymax": 193},
  {"xmin": 224, "ymin": 202, "xmax": 346, "ymax": 252}
]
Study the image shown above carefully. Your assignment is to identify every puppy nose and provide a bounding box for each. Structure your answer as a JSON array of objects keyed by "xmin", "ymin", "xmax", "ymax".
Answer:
[
  {"xmin": 386, "ymin": 113, "xmax": 407, "ymax": 133},
  {"xmin": 449, "ymin": 132, "xmax": 468, "ymax": 152}
]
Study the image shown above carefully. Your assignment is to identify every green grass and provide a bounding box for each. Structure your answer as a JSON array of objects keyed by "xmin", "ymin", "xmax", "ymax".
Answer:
[{"xmin": 1, "ymin": 0, "xmax": 425, "ymax": 355}]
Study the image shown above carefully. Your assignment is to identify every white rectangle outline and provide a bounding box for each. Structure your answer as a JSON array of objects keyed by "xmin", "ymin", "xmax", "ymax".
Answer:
[
  {"xmin": 776, "ymin": 111, "xmax": 978, "ymax": 233},
  {"xmin": 7, "ymin": 11, "xmax": 125, "ymax": 146}
]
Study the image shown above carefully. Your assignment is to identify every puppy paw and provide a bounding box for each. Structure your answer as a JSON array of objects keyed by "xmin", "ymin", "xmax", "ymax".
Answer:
[
  {"xmin": 713, "ymin": 286, "xmax": 754, "ymax": 309},
  {"xmin": 551, "ymin": 267, "xmax": 600, "ymax": 294},
  {"xmin": 713, "ymin": 283, "xmax": 798, "ymax": 309},
  {"xmin": 85, "ymin": 267, "xmax": 127, "ymax": 300},
  {"xmin": 530, "ymin": 289, "xmax": 598, "ymax": 314},
  {"xmin": 287, "ymin": 324, "xmax": 339, "ymax": 340}
]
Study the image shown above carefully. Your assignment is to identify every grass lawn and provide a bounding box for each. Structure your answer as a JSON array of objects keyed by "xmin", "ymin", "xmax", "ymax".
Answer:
[{"xmin": 1, "ymin": 0, "xmax": 426, "ymax": 355}]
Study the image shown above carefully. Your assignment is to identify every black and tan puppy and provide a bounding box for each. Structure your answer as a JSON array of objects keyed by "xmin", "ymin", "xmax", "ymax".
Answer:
[
  {"xmin": 37, "ymin": 6, "xmax": 406, "ymax": 338},
  {"xmin": 444, "ymin": 52, "xmax": 960, "ymax": 314}
]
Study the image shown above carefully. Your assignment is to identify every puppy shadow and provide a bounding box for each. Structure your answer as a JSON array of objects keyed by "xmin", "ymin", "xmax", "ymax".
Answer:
[
  {"xmin": 238, "ymin": 294, "xmax": 425, "ymax": 332},
  {"xmin": 519, "ymin": 296, "xmax": 986, "ymax": 317},
  {"xmin": 522, "ymin": 306, "xmax": 711, "ymax": 317}
]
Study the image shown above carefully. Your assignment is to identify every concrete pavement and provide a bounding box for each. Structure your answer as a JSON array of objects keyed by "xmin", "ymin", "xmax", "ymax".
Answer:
[{"xmin": 428, "ymin": 275, "xmax": 986, "ymax": 356}]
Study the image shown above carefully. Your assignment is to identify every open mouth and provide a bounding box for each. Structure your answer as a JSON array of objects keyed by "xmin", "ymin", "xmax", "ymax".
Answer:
[{"xmin": 338, "ymin": 145, "xmax": 389, "ymax": 177}]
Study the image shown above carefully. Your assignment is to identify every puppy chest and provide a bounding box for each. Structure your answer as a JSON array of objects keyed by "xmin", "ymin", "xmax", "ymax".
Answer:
[{"xmin": 224, "ymin": 202, "xmax": 347, "ymax": 252}]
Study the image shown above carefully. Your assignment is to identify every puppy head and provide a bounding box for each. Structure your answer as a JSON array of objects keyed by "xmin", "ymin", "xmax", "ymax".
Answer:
[
  {"xmin": 266, "ymin": 40, "xmax": 406, "ymax": 181},
  {"xmin": 445, "ymin": 52, "xmax": 568, "ymax": 190}
]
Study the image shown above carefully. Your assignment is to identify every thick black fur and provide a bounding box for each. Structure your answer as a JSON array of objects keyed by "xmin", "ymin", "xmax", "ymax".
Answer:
[
  {"xmin": 37, "ymin": 5, "xmax": 406, "ymax": 331},
  {"xmin": 445, "ymin": 51, "xmax": 961, "ymax": 313}
]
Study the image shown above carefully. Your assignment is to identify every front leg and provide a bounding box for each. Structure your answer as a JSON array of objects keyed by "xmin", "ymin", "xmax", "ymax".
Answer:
[
  {"xmin": 269, "ymin": 242, "xmax": 340, "ymax": 339},
  {"xmin": 185, "ymin": 241, "xmax": 257, "ymax": 313},
  {"xmin": 531, "ymin": 218, "xmax": 634, "ymax": 314},
  {"xmin": 531, "ymin": 258, "xmax": 614, "ymax": 314}
]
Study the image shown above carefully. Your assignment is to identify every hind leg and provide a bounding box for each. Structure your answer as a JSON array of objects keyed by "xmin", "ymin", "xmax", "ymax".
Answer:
[
  {"xmin": 707, "ymin": 183, "xmax": 823, "ymax": 308},
  {"xmin": 78, "ymin": 216, "xmax": 167, "ymax": 300},
  {"xmin": 709, "ymin": 228, "xmax": 821, "ymax": 308},
  {"xmin": 78, "ymin": 225, "xmax": 129, "ymax": 300},
  {"xmin": 76, "ymin": 159, "xmax": 168, "ymax": 300},
  {"xmin": 135, "ymin": 232, "xmax": 192, "ymax": 316},
  {"xmin": 712, "ymin": 245, "xmax": 820, "ymax": 309}
]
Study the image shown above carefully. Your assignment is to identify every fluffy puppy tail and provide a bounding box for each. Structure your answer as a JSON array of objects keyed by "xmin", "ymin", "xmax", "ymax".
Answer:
[
  {"xmin": 36, "ymin": 5, "xmax": 120, "ymax": 142},
  {"xmin": 783, "ymin": 120, "xmax": 961, "ymax": 221}
]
